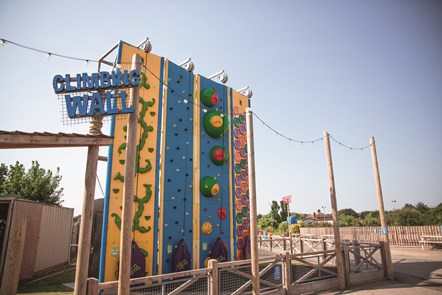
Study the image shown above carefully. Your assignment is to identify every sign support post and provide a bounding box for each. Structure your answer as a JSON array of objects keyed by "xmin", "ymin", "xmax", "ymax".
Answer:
[
  {"xmin": 118, "ymin": 54, "xmax": 141, "ymax": 295},
  {"xmin": 74, "ymin": 116, "xmax": 101, "ymax": 295}
]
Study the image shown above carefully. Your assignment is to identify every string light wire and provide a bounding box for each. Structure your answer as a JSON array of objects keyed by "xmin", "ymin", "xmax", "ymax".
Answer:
[
  {"xmin": 1, "ymin": 37, "xmax": 373, "ymax": 151},
  {"xmin": 1, "ymin": 38, "xmax": 99, "ymax": 63}
]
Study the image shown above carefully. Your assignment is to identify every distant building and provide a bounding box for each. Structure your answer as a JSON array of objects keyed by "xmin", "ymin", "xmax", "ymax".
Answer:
[{"xmin": 303, "ymin": 209, "xmax": 333, "ymax": 224}]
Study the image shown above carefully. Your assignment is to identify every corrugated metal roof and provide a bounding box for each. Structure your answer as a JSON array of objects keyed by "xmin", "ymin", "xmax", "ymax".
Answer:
[{"xmin": 0, "ymin": 130, "xmax": 113, "ymax": 149}]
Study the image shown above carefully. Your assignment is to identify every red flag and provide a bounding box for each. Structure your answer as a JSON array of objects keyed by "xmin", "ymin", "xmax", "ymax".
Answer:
[{"xmin": 282, "ymin": 195, "xmax": 292, "ymax": 204}]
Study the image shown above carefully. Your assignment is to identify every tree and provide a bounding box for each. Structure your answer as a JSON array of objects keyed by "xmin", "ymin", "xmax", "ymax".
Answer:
[
  {"xmin": 276, "ymin": 222, "xmax": 288, "ymax": 235},
  {"xmin": 270, "ymin": 201, "xmax": 281, "ymax": 223},
  {"xmin": 415, "ymin": 202, "xmax": 429, "ymax": 213},
  {"xmin": 257, "ymin": 213, "xmax": 278, "ymax": 232},
  {"xmin": 279, "ymin": 200, "xmax": 288, "ymax": 223},
  {"xmin": 338, "ymin": 208, "xmax": 358, "ymax": 218},
  {"xmin": 338, "ymin": 214, "xmax": 358, "ymax": 227},
  {"xmin": 0, "ymin": 161, "xmax": 64, "ymax": 205}
]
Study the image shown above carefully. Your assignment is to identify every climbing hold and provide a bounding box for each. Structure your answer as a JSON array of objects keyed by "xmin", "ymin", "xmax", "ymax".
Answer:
[
  {"xmin": 210, "ymin": 146, "xmax": 228, "ymax": 165},
  {"xmin": 202, "ymin": 221, "xmax": 213, "ymax": 235},
  {"xmin": 201, "ymin": 88, "xmax": 219, "ymax": 107},
  {"xmin": 218, "ymin": 207, "xmax": 227, "ymax": 220},
  {"xmin": 200, "ymin": 176, "xmax": 220, "ymax": 197},
  {"xmin": 203, "ymin": 111, "xmax": 228, "ymax": 138},
  {"xmin": 237, "ymin": 225, "xmax": 243, "ymax": 236}
]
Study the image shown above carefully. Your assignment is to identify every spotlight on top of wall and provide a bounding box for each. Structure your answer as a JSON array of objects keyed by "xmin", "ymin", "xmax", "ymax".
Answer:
[
  {"xmin": 208, "ymin": 70, "xmax": 228, "ymax": 84},
  {"xmin": 138, "ymin": 37, "xmax": 152, "ymax": 53},
  {"xmin": 237, "ymin": 86, "xmax": 253, "ymax": 98},
  {"xmin": 179, "ymin": 58, "xmax": 195, "ymax": 72}
]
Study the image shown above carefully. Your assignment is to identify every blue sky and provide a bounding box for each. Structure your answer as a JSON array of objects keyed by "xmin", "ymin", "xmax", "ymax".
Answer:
[{"xmin": 0, "ymin": 0, "xmax": 441, "ymax": 216}]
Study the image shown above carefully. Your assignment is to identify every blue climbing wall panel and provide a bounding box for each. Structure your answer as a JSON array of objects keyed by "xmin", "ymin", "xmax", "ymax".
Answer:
[
  {"xmin": 197, "ymin": 76, "xmax": 232, "ymax": 268},
  {"xmin": 158, "ymin": 60, "xmax": 195, "ymax": 274}
]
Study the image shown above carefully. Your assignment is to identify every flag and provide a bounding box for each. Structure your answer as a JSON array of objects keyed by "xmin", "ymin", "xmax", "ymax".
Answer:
[{"xmin": 282, "ymin": 195, "xmax": 292, "ymax": 204}]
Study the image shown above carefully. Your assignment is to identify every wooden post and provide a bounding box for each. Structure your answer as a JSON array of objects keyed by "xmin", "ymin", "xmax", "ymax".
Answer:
[
  {"xmin": 323, "ymin": 130, "xmax": 346, "ymax": 289},
  {"xmin": 300, "ymin": 237, "xmax": 304, "ymax": 254},
  {"xmin": 370, "ymin": 137, "xmax": 394, "ymax": 280},
  {"xmin": 269, "ymin": 236, "xmax": 273, "ymax": 253},
  {"xmin": 86, "ymin": 278, "xmax": 99, "ymax": 295},
  {"xmin": 118, "ymin": 54, "xmax": 142, "ymax": 295},
  {"xmin": 208, "ymin": 259, "xmax": 219, "ymax": 295},
  {"xmin": 283, "ymin": 251, "xmax": 291, "ymax": 293},
  {"xmin": 0, "ymin": 214, "xmax": 26, "ymax": 295},
  {"xmin": 74, "ymin": 144, "xmax": 99, "ymax": 295},
  {"xmin": 246, "ymin": 108, "xmax": 260, "ymax": 295},
  {"xmin": 289, "ymin": 234, "xmax": 293, "ymax": 254}
]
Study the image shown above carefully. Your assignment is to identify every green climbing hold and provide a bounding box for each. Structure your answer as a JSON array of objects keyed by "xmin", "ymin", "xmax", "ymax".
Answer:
[
  {"xmin": 234, "ymin": 164, "xmax": 242, "ymax": 174},
  {"xmin": 114, "ymin": 172, "xmax": 124, "ymax": 183},
  {"xmin": 200, "ymin": 176, "xmax": 220, "ymax": 197},
  {"xmin": 203, "ymin": 111, "xmax": 228, "ymax": 138},
  {"xmin": 201, "ymin": 88, "xmax": 218, "ymax": 107}
]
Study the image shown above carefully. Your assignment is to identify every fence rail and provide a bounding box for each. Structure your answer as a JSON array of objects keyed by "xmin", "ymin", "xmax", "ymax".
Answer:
[
  {"xmin": 301, "ymin": 225, "xmax": 442, "ymax": 246},
  {"xmin": 87, "ymin": 241, "xmax": 387, "ymax": 294}
]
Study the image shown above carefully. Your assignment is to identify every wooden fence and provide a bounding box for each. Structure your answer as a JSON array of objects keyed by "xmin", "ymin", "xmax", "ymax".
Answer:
[
  {"xmin": 300, "ymin": 225, "xmax": 442, "ymax": 246},
  {"xmin": 87, "ymin": 242, "xmax": 387, "ymax": 294}
]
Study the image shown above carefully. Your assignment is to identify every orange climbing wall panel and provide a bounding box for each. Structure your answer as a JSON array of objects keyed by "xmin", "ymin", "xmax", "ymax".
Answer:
[
  {"xmin": 102, "ymin": 42, "xmax": 163, "ymax": 281},
  {"xmin": 230, "ymin": 90, "xmax": 250, "ymax": 260}
]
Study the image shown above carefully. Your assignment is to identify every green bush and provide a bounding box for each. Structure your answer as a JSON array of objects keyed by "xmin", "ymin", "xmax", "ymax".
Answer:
[{"xmin": 289, "ymin": 224, "xmax": 301, "ymax": 234}]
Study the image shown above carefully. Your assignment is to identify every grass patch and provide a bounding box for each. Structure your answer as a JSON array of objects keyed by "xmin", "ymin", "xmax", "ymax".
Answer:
[{"xmin": 17, "ymin": 266, "xmax": 75, "ymax": 294}]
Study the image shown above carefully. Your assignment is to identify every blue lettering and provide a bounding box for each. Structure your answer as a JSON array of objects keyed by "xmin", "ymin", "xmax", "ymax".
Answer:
[
  {"xmin": 53, "ymin": 75, "xmax": 65, "ymax": 92},
  {"xmin": 111, "ymin": 69, "xmax": 129, "ymax": 87},
  {"xmin": 90, "ymin": 73, "xmax": 100, "ymax": 89},
  {"xmin": 106, "ymin": 91, "xmax": 120, "ymax": 115},
  {"xmin": 88, "ymin": 92, "xmax": 105, "ymax": 115},
  {"xmin": 100, "ymin": 71, "xmax": 111, "ymax": 89},
  {"xmin": 65, "ymin": 74, "xmax": 77, "ymax": 92},
  {"xmin": 129, "ymin": 70, "xmax": 140, "ymax": 86},
  {"xmin": 65, "ymin": 94, "xmax": 89, "ymax": 118},
  {"xmin": 76, "ymin": 74, "xmax": 82, "ymax": 90},
  {"xmin": 120, "ymin": 91, "xmax": 134, "ymax": 113}
]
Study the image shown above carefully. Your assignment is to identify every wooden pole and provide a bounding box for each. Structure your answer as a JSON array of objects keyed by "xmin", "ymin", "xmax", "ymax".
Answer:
[
  {"xmin": 208, "ymin": 259, "xmax": 219, "ymax": 295},
  {"xmin": 370, "ymin": 137, "xmax": 395, "ymax": 280},
  {"xmin": 246, "ymin": 108, "xmax": 260, "ymax": 295},
  {"xmin": 118, "ymin": 54, "xmax": 141, "ymax": 295},
  {"xmin": 323, "ymin": 130, "xmax": 346, "ymax": 289},
  {"xmin": 74, "ymin": 144, "xmax": 99, "ymax": 295}
]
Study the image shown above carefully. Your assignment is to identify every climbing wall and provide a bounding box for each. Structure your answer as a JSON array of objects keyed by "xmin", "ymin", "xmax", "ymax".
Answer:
[
  {"xmin": 196, "ymin": 75, "xmax": 232, "ymax": 268},
  {"xmin": 229, "ymin": 89, "xmax": 251, "ymax": 260},
  {"xmin": 101, "ymin": 41, "xmax": 251, "ymax": 280},
  {"xmin": 158, "ymin": 60, "xmax": 195, "ymax": 274},
  {"xmin": 100, "ymin": 42, "xmax": 164, "ymax": 281}
]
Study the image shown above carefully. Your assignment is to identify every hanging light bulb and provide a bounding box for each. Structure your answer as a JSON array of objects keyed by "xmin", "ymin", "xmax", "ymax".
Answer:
[
  {"xmin": 85, "ymin": 59, "xmax": 89, "ymax": 66},
  {"xmin": 0, "ymin": 39, "xmax": 6, "ymax": 46},
  {"xmin": 47, "ymin": 52, "xmax": 52, "ymax": 60}
]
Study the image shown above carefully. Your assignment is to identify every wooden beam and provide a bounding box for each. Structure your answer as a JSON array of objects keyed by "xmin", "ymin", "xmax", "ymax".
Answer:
[{"xmin": 0, "ymin": 132, "xmax": 113, "ymax": 149}]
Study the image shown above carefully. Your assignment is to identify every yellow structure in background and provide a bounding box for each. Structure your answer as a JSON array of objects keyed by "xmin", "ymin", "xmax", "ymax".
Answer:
[{"xmin": 104, "ymin": 43, "xmax": 163, "ymax": 281}]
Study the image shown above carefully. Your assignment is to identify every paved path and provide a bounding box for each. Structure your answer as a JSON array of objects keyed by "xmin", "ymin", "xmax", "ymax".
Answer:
[{"xmin": 319, "ymin": 246, "xmax": 442, "ymax": 294}]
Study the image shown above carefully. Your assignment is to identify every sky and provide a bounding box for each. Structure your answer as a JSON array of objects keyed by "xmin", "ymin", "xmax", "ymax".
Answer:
[{"xmin": 0, "ymin": 0, "xmax": 441, "ymax": 216}]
